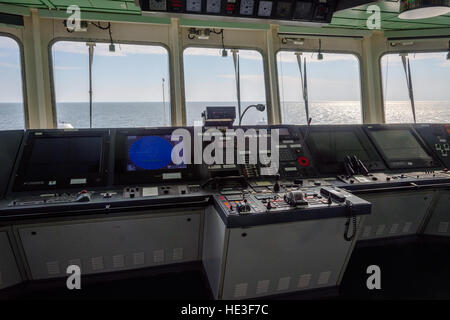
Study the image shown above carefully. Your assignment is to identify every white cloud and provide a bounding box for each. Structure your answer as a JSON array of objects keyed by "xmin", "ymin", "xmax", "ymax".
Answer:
[
  {"xmin": 52, "ymin": 41, "xmax": 167, "ymax": 56},
  {"xmin": 382, "ymin": 52, "xmax": 449, "ymax": 65},
  {"xmin": 184, "ymin": 47, "xmax": 263, "ymax": 61},
  {"xmin": 277, "ymin": 52, "xmax": 358, "ymax": 64}
]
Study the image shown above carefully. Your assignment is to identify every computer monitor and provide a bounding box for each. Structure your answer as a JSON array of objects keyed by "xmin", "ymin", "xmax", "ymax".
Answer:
[
  {"xmin": 125, "ymin": 135, "xmax": 187, "ymax": 171},
  {"xmin": 365, "ymin": 125, "xmax": 439, "ymax": 169},
  {"xmin": 114, "ymin": 128, "xmax": 196, "ymax": 185},
  {"xmin": 13, "ymin": 130, "xmax": 109, "ymax": 192},
  {"xmin": 304, "ymin": 126, "xmax": 385, "ymax": 174}
]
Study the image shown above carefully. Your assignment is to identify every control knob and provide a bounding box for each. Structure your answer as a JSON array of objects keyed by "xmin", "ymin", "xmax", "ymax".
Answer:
[
  {"xmin": 284, "ymin": 191, "xmax": 307, "ymax": 206},
  {"xmin": 273, "ymin": 174, "xmax": 281, "ymax": 192},
  {"xmin": 237, "ymin": 199, "xmax": 251, "ymax": 214}
]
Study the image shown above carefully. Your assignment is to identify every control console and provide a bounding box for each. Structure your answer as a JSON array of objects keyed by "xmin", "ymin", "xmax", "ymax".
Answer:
[{"xmin": 213, "ymin": 182, "xmax": 371, "ymax": 228}]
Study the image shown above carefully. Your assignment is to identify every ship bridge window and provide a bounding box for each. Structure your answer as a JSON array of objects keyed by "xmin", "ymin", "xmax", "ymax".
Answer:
[
  {"xmin": 277, "ymin": 51, "xmax": 362, "ymax": 125},
  {"xmin": 381, "ymin": 52, "xmax": 450, "ymax": 123},
  {"xmin": 0, "ymin": 35, "xmax": 25, "ymax": 130},
  {"xmin": 51, "ymin": 41, "xmax": 170, "ymax": 128},
  {"xmin": 183, "ymin": 47, "xmax": 268, "ymax": 125}
]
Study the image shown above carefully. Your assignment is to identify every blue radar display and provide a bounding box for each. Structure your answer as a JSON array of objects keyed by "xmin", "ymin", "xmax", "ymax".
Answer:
[{"xmin": 126, "ymin": 135, "xmax": 186, "ymax": 171}]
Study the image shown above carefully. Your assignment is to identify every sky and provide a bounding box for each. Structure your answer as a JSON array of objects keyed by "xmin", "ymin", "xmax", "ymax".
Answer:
[
  {"xmin": 183, "ymin": 48, "xmax": 266, "ymax": 102},
  {"xmin": 277, "ymin": 51, "xmax": 362, "ymax": 102},
  {"xmin": 1, "ymin": 36, "xmax": 450, "ymax": 104},
  {"xmin": 0, "ymin": 36, "xmax": 24, "ymax": 103},
  {"xmin": 381, "ymin": 52, "xmax": 450, "ymax": 101}
]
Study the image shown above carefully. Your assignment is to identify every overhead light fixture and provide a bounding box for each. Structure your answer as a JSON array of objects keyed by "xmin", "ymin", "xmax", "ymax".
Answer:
[{"xmin": 399, "ymin": 0, "xmax": 450, "ymax": 20}]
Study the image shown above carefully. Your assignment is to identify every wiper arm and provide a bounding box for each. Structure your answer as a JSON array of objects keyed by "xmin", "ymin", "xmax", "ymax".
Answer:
[
  {"xmin": 401, "ymin": 54, "xmax": 417, "ymax": 123},
  {"xmin": 295, "ymin": 52, "xmax": 310, "ymax": 122},
  {"xmin": 232, "ymin": 49, "xmax": 241, "ymax": 125}
]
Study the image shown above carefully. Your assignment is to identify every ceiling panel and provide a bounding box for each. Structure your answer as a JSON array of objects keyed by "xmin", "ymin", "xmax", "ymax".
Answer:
[{"xmin": 1, "ymin": 0, "xmax": 450, "ymax": 32}]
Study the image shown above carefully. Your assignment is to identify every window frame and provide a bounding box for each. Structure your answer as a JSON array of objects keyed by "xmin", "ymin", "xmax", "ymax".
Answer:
[
  {"xmin": 48, "ymin": 37, "xmax": 172, "ymax": 128},
  {"xmin": 379, "ymin": 49, "xmax": 449, "ymax": 124},
  {"xmin": 0, "ymin": 32, "xmax": 29, "ymax": 129},
  {"xmin": 182, "ymin": 44, "xmax": 271, "ymax": 125},
  {"xmin": 275, "ymin": 48, "xmax": 364, "ymax": 125}
]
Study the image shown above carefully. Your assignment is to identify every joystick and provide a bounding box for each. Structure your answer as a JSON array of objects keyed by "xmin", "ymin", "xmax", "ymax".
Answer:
[{"xmin": 274, "ymin": 174, "xmax": 281, "ymax": 192}]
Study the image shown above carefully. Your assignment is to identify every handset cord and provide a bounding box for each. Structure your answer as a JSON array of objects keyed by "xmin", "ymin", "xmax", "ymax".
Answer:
[{"xmin": 344, "ymin": 202, "xmax": 357, "ymax": 241}]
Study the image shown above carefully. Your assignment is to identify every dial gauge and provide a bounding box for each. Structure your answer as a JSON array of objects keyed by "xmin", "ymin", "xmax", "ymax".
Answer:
[
  {"xmin": 206, "ymin": 0, "xmax": 221, "ymax": 13},
  {"xmin": 187, "ymin": 0, "xmax": 202, "ymax": 12},
  {"xmin": 239, "ymin": 0, "xmax": 255, "ymax": 15},
  {"xmin": 257, "ymin": 0, "xmax": 273, "ymax": 17}
]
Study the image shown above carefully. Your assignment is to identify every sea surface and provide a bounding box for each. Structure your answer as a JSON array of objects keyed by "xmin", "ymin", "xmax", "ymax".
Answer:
[{"xmin": 0, "ymin": 101, "xmax": 449, "ymax": 130}]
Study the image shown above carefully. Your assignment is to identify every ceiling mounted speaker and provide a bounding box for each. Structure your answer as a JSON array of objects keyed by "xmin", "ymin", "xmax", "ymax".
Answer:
[{"xmin": 399, "ymin": 0, "xmax": 450, "ymax": 19}]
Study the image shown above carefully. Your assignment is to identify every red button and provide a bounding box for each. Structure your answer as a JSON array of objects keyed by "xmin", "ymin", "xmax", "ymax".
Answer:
[{"xmin": 297, "ymin": 156, "xmax": 310, "ymax": 167}]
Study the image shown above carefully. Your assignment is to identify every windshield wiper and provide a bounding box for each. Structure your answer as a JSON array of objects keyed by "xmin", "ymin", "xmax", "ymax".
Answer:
[
  {"xmin": 295, "ymin": 52, "xmax": 310, "ymax": 124},
  {"xmin": 400, "ymin": 54, "xmax": 417, "ymax": 123},
  {"xmin": 232, "ymin": 49, "xmax": 242, "ymax": 125}
]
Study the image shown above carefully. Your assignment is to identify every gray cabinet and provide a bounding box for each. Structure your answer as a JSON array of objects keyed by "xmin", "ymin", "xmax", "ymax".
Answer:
[{"xmin": 19, "ymin": 212, "xmax": 202, "ymax": 280}]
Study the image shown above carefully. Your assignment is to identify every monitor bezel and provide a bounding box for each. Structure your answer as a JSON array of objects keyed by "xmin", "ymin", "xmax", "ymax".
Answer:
[
  {"xmin": 302, "ymin": 125, "xmax": 385, "ymax": 175},
  {"xmin": 364, "ymin": 125, "xmax": 441, "ymax": 170},
  {"xmin": 12, "ymin": 129, "xmax": 110, "ymax": 192},
  {"xmin": 114, "ymin": 127, "xmax": 197, "ymax": 185}
]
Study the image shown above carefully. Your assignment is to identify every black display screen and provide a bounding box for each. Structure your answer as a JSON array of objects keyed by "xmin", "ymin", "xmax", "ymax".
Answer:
[
  {"xmin": 14, "ymin": 132, "xmax": 108, "ymax": 191},
  {"xmin": 305, "ymin": 128, "xmax": 383, "ymax": 174},
  {"xmin": 26, "ymin": 137, "xmax": 102, "ymax": 178},
  {"xmin": 367, "ymin": 128, "xmax": 435, "ymax": 169}
]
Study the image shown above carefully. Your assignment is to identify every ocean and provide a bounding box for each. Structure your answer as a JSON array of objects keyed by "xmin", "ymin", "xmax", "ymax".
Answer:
[{"xmin": 0, "ymin": 101, "xmax": 449, "ymax": 130}]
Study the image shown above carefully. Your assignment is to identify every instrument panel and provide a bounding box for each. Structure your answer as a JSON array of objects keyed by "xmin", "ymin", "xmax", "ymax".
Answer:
[
  {"xmin": 138, "ymin": 0, "xmax": 337, "ymax": 24},
  {"xmin": 0, "ymin": 123, "xmax": 448, "ymax": 222}
]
